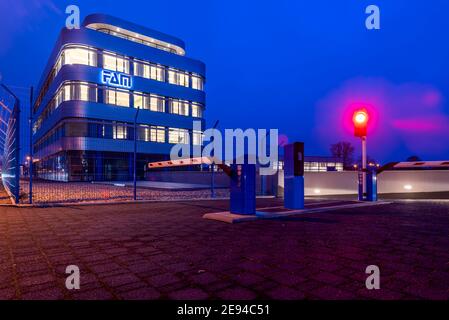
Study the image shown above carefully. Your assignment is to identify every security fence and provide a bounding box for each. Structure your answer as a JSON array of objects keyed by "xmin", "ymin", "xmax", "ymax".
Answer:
[
  {"xmin": 1, "ymin": 83, "xmax": 277, "ymax": 205},
  {"xmin": 0, "ymin": 84, "xmax": 21, "ymax": 203}
]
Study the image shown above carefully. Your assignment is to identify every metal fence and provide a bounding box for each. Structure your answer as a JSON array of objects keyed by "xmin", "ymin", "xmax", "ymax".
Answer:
[
  {"xmin": 1, "ymin": 84, "xmax": 277, "ymax": 205},
  {"xmin": 0, "ymin": 84, "xmax": 21, "ymax": 203}
]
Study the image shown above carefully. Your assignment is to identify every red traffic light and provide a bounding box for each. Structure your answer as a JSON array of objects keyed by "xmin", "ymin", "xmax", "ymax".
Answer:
[{"xmin": 353, "ymin": 109, "xmax": 368, "ymax": 137}]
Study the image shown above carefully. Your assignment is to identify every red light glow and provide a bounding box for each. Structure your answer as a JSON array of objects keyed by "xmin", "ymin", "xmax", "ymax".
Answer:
[{"xmin": 353, "ymin": 110, "xmax": 368, "ymax": 125}]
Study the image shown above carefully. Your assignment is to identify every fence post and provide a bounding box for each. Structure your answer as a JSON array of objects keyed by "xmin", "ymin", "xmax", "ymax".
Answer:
[{"xmin": 29, "ymin": 86, "xmax": 33, "ymax": 204}]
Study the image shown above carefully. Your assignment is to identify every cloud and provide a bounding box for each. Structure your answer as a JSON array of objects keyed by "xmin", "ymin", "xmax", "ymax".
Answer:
[{"xmin": 315, "ymin": 78, "xmax": 449, "ymax": 160}]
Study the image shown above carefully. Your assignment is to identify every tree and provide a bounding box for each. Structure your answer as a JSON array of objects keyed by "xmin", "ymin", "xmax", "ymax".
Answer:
[
  {"xmin": 330, "ymin": 141, "xmax": 355, "ymax": 169},
  {"xmin": 406, "ymin": 155, "xmax": 421, "ymax": 162}
]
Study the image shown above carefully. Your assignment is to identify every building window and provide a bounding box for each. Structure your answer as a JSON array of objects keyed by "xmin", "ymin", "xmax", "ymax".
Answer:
[
  {"xmin": 134, "ymin": 60, "xmax": 164, "ymax": 81},
  {"xmin": 105, "ymin": 88, "xmax": 130, "ymax": 107},
  {"xmin": 150, "ymin": 126, "xmax": 165, "ymax": 143},
  {"xmin": 169, "ymin": 99, "xmax": 189, "ymax": 116},
  {"xmin": 113, "ymin": 122, "xmax": 128, "ymax": 139},
  {"xmin": 168, "ymin": 127, "xmax": 189, "ymax": 144},
  {"xmin": 192, "ymin": 130, "xmax": 202, "ymax": 146},
  {"xmin": 191, "ymin": 102, "xmax": 203, "ymax": 118},
  {"xmin": 103, "ymin": 51, "xmax": 130, "ymax": 73},
  {"xmin": 168, "ymin": 69, "xmax": 189, "ymax": 87},
  {"xmin": 137, "ymin": 125, "xmax": 166, "ymax": 143},
  {"xmin": 55, "ymin": 82, "xmax": 97, "ymax": 108},
  {"xmin": 134, "ymin": 93, "xmax": 165, "ymax": 112},
  {"xmin": 62, "ymin": 46, "xmax": 97, "ymax": 68},
  {"xmin": 191, "ymin": 74, "xmax": 204, "ymax": 90}
]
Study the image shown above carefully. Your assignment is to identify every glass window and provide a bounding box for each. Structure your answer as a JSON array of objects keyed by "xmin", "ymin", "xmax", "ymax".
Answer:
[
  {"xmin": 192, "ymin": 130, "xmax": 202, "ymax": 145},
  {"xmin": 116, "ymin": 91, "xmax": 130, "ymax": 107},
  {"xmin": 191, "ymin": 103, "xmax": 202, "ymax": 118},
  {"xmin": 151, "ymin": 65, "xmax": 164, "ymax": 81},
  {"xmin": 103, "ymin": 52, "xmax": 129, "ymax": 73},
  {"xmin": 191, "ymin": 75, "xmax": 203, "ymax": 90},
  {"xmin": 103, "ymin": 53, "xmax": 116, "ymax": 71},
  {"xmin": 113, "ymin": 123, "xmax": 127, "ymax": 139},
  {"xmin": 105, "ymin": 89, "xmax": 129, "ymax": 107},
  {"xmin": 64, "ymin": 47, "xmax": 97, "ymax": 66},
  {"xmin": 178, "ymin": 72, "xmax": 189, "ymax": 87},
  {"xmin": 134, "ymin": 92, "xmax": 143, "ymax": 109},
  {"xmin": 168, "ymin": 69, "xmax": 177, "ymax": 84},
  {"xmin": 151, "ymin": 126, "xmax": 165, "ymax": 143},
  {"xmin": 149, "ymin": 95, "xmax": 165, "ymax": 112},
  {"xmin": 170, "ymin": 99, "xmax": 189, "ymax": 116},
  {"xmin": 168, "ymin": 128, "xmax": 189, "ymax": 144},
  {"xmin": 168, "ymin": 69, "xmax": 189, "ymax": 87},
  {"xmin": 138, "ymin": 125, "xmax": 150, "ymax": 141}
]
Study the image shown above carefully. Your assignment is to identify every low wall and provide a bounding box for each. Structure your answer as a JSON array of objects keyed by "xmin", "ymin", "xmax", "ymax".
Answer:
[
  {"xmin": 278, "ymin": 170, "xmax": 449, "ymax": 196},
  {"xmin": 145, "ymin": 170, "xmax": 277, "ymax": 195}
]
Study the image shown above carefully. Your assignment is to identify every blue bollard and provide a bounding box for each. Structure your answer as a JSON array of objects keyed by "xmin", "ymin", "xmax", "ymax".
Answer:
[
  {"xmin": 284, "ymin": 142, "xmax": 305, "ymax": 209},
  {"xmin": 229, "ymin": 164, "xmax": 256, "ymax": 215}
]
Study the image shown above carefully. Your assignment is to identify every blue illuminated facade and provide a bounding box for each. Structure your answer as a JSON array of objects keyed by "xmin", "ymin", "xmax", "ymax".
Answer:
[{"xmin": 32, "ymin": 14, "xmax": 205, "ymax": 181}]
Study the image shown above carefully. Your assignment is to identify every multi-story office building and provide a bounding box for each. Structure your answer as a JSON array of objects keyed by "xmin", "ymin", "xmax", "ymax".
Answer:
[{"xmin": 32, "ymin": 14, "xmax": 205, "ymax": 181}]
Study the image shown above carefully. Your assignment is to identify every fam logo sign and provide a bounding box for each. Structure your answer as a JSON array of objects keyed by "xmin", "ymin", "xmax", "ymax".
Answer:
[{"xmin": 101, "ymin": 70, "xmax": 132, "ymax": 89}]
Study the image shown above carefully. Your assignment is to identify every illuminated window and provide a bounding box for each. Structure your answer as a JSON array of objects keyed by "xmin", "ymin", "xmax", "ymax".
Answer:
[
  {"xmin": 150, "ymin": 126, "xmax": 165, "ymax": 143},
  {"xmin": 134, "ymin": 60, "xmax": 164, "ymax": 81},
  {"xmin": 54, "ymin": 82, "xmax": 97, "ymax": 109},
  {"xmin": 149, "ymin": 95, "xmax": 165, "ymax": 112},
  {"xmin": 192, "ymin": 130, "xmax": 202, "ymax": 146},
  {"xmin": 191, "ymin": 75, "xmax": 203, "ymax": 90},
  {"xmin": 105, "ymin": 88, "xmax": 129, "ymax": 107},
  {"xmin": 116, "ymin": 91, "xmax": 129, "ymax": 107},
  {"xmin": 113, "ymin": 122, "xmax": 127, "ymax": 139},
  {"xmin": 134, "ymin": 92, "xmax": 143, "ymax": 109},
  {"xmin": 168, "ymin": 69, "xmax": 189, "ymax": 87},
  {"xmin": 170, "ymin": 99, "xmax": 189, "ymax": 116},
  {"xmin": 103, "ymin": 52, "xmax": 129, "ymax": 73},
  {"xmin": 168, "ymin": 128, "xmax": 189, "ymax": 144},
  {"xmin": 63, "ymin": 47, "xmax": 97, "ymax": 67},
  {"xmin": 134, "ymin": 93, "xmax": 164, "ymax": 112},
  {"xmin": 191, "ymin": 103, "xmax": 202, "ymax": 118}
]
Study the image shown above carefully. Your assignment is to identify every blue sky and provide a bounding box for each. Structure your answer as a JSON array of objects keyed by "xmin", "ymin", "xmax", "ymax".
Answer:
[{"xmin": 1, "ymin": 0, "xmax": 449, "ymax": 162}]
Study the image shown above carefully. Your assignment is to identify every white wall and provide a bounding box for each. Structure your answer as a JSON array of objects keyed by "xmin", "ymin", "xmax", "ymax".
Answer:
[{"xmin": 278, "ymin": 170, "xmax": 449, "ymax": 195}]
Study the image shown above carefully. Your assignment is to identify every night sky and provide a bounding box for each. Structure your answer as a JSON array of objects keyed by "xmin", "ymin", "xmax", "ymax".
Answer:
[{"xmin": 1, "ymin": 0, "xmax": 449, "ymax": 163}]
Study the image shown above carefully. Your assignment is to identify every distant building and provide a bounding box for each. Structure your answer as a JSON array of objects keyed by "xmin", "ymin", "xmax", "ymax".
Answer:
[
  {"xmin": 277, "ymin": 156, "xmax": 344, "ymax": 172},
  {"xmin": 32, "ymin": 14, "xmax": 205, "ymax": 181}
]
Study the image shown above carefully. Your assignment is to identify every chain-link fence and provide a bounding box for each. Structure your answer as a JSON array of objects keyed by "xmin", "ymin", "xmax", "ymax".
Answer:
[
  {"xmin": 0, "ymin": 84, "xmax": 21, "ymax": 204},
  {"xmin": 1, "ymin": 84, "xmax": 277, "ymax": 205}
]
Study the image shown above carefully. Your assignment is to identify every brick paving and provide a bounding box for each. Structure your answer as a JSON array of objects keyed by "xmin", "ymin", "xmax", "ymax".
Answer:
[{"xmin": 0, "ymin": 198, "xmax": 448, "ymax": 300}]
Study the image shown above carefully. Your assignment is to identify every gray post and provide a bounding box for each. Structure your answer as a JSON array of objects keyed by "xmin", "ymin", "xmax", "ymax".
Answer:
[
  {"xmin": 133, "ymin": 107, "xmax": 140, "ymax": 201},
  {"xmin": 211, "ymin": 120, "xmax": 219, "ymax": 198},
  {"xmin": 29, "ymin": 86, "xmax": 33, "ymax": 204}
]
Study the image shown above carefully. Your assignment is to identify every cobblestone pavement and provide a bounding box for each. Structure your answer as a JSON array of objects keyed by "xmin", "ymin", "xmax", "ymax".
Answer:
[{"xmin": 0, "ymin": 198, "xmax": 448, "ymax": 300}]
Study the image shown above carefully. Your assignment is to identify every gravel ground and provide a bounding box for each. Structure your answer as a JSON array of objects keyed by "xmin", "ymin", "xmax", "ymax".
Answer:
[{"xmin": 19, "ymin": 180, "xmax": 230, "ymax": 204}]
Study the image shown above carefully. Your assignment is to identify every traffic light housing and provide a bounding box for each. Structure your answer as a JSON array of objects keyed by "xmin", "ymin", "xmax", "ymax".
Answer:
[{"xmin": 353, "ymin": 109, "xmax": 368, "ymax": 137}]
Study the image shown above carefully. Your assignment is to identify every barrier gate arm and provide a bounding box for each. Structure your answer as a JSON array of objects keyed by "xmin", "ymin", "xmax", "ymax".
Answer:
[
  {"xmin": 147, "ymin": 156, "xmax": 234, "ymax": 177},
  {"xmin": 378, "ymin": 161, "xmax": 449, "ymax": 174}
]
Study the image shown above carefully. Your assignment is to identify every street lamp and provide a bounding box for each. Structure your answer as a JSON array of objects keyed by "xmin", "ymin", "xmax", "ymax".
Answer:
[{"xmin": 353, "ymin": 109, "xmax": 369, "ymax": 197}]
